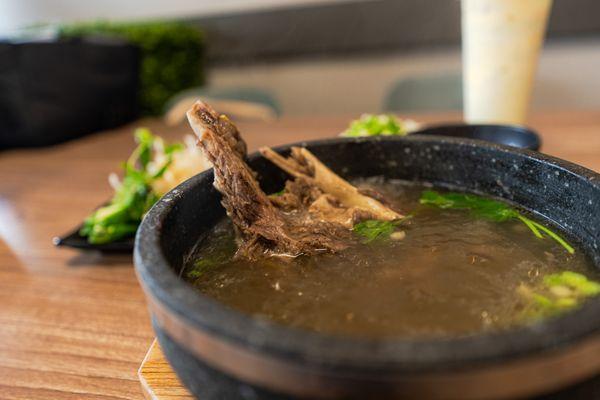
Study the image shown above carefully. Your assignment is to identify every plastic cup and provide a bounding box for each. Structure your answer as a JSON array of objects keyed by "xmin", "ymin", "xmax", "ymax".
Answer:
[{"xmin": 462, "ymin": 0, "xmax": 552, "ymax": 124}]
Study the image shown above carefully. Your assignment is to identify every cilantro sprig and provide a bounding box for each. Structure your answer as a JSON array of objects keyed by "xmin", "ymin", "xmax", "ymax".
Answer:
[
  {"xmin": 353, "ymin": 217, "xmax": 411, "ymax": 243},
  {"xmin": 419, "ymin": 191, "xmax": 575, "ymax": 254},
  {"xmin": 519, "ymin": 271, "xmax": 600, "ymax": 318}
]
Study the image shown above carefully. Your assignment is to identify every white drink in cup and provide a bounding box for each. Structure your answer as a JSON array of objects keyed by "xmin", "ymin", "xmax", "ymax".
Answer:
[{"xmin": 462, "ymin": 0, "xmax": 552, "ymax": 124}]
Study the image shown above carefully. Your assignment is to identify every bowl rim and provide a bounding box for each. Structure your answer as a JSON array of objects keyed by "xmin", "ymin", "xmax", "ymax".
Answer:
[{"xmin": 135, "ymin": 134, "xmax": 600, "ymax": 373}]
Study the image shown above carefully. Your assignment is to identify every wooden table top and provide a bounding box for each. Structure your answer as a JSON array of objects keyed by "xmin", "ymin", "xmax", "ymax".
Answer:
[{"xmin": 1, "ymin": 110, "xmax": 600, "ymax": 399}]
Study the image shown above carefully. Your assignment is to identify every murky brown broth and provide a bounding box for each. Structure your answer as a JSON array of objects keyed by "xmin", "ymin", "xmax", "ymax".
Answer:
[{"xmin": 184, "ymin": 180, "xmax": 596, "ymax": 338}]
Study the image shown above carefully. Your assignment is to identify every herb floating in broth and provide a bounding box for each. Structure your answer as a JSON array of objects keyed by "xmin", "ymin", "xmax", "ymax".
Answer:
[
  {"xmin": 353, "ymin": 220, "xmax": 397, "ymax": 243},
  {"xmin": 514, "ymin": 216, "xmax": 575, "ymax": 255},
  {"xmin": 420, "ymin": 191, "xmax": 575, "ymax": 254},
  {"xmin": 419, "ymin": 190, "xmax": 516, "ymax": 221},
  {"xmin": 353, "ymin": 217, "xmax": 411, "ymax": 243},
  {"xmin": 519, "ymin": 271, "xmax": 600, "ymax": 319},
  {"xmin": 187, "ymin": 181, "xmax": 599, "ymax": 338},
  {"xmin": 544, "ymin": 271, "xmax": 600, "ymax": 297}
]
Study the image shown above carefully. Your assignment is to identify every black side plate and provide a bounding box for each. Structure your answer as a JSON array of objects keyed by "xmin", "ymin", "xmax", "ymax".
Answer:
[
  {"xmin": 413, "ymin": 124, "xmax": 541, "ymax": 151},
  {"xmin": 53, "ymin": 226, "xmax": 134, "ymax": 252}
]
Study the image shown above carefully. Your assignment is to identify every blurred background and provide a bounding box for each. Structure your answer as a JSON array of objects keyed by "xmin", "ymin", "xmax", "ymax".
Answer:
[{"xmin": 1, "ymin": 0, "xmax": 600, "ymax": 147}]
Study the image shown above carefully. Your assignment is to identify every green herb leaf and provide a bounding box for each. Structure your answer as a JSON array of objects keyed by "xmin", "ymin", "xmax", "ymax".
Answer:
[
  {"xmin": 419, "ymin": 190, "xmax": 518, "ymax": 221},
  {"xmin": 419, "ymin": 190, "xmax": 574, "ymax": 253},
  {"xmin": 517, "ymin": 215, "xmax": 575, "ymax": 254},
  {"xmin": 164, "ymin": 142, "xmax": 185, "ymax": 155},
  {"xmin": 352, "ymin": 217, "xmax": 410, "ymax": 243},
  {"xmin": 519, "ymin": 271, "xmax": 600, "ymax": 319},
  {"xmin": 353, "ymin": 220, "xmax": 396, "ymax": 243},
  {"xmin": 531, "ymin": 293, "xmax": 553, "ymax": 308},
  {"xmin": 80, "ymin": 128, "xmax": 179, "ymax": 244},
  {"xmin": 341, "ymin": 114, "xmax": 407, "ymax": 137},
  {"xmin": 544, "ymin": 271, "xmax": 600, "ymax": 297},
  {"xmin": 150, "ymin": 158, "xmax": 173, "ymax": 180},
  {"xmin": 133, "ymin": 128, "xmax": 155, "ymax": 168}
]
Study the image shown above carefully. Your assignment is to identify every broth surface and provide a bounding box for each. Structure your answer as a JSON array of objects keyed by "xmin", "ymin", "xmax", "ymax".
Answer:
[{"xmin": 185, "ymin": 179, "xmax": 598, "ymax": 338}]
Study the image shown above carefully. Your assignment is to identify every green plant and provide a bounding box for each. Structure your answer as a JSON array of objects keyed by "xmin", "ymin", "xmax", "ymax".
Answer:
[{"xmin": 60, "ymin": 20, "xmax": 205, "ymax": 116}]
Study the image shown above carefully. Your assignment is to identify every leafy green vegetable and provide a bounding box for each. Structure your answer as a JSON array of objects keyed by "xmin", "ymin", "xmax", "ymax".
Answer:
[
  {"xmin": 60, "ymin": 21, "xmax": 205, "ymax": 116},
  {"xmin": 517, "ymin": 215, "xmax": 575, "ymax": 255},
  {"xmin": 353, "ymin": 220, "xmax": 396, "ymax": 243},
  {"xmin": 271, "ymin": 189, "xmax": 286, "ymax": 197},
  {"xmin": 353, "ymin": 217, "xmax": 411, "ymax": 243},
  {"xmin": 520, "ymin": 271, "xmax": 600, "ymax": 318},
  {"xmin": 164, "ymin": 142, "xmax": 185, "ymax": 155},
  {"xmin": 341, "ymin": 114, "xmax": 408, "ymax": 137},
  {"xmin": 419, "ymin": 191, "xmax": 574, "ymax": 254},
  {"xmin": 419, "ymin": 190, "xmax": 518, "ymax": 222},
  {"xmin": 80, "ymin": 128, "xmax": 178, "ymax": 244},
  {"xmin": 544, "ymin": 271, "xmax": 600, "ymax": 297}
]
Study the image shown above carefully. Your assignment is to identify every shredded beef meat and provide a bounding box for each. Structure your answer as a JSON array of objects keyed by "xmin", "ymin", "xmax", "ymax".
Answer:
[{"xmin": 187, "ymin": 101, "xmax": 353, "ymax": 260}]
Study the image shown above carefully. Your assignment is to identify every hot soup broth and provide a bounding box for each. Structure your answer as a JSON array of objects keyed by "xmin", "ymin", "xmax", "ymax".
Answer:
[{"xmin": 184, "ymin": 180, "xmax": 599, "ymax": 338}]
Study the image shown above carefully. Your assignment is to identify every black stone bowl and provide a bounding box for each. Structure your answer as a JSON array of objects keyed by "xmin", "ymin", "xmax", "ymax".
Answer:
[{"xmin": 135, "ymin": 136, "xmax": 600, "ymax": 400}]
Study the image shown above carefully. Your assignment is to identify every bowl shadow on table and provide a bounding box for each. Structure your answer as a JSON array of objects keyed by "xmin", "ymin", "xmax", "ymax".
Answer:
[{"xmin": 65, "ymin": 251, "xmax": 133, "ymax": 267}]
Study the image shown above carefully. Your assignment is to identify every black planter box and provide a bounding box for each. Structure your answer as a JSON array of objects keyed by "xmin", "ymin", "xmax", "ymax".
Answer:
[{"xmin": 0, "ymin": 37, "xmax": 139, "ymax": 149}]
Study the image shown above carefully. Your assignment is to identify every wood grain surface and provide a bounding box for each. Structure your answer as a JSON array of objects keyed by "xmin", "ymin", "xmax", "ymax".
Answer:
[
  {"xmin": 139, "ymin": 341, "xmax": 192, "ymax": 400},
  {"xmin": 1, "ymin": 110, "xmax": 600, "ymax": 399}
]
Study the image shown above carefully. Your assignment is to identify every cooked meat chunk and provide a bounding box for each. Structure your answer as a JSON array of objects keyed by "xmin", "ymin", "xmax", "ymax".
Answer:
[
  {"xmin": 187, "ymin": 101, "xmax": 353, "ymax": 259},
  {"xmin": 259, "ymin": 147, "xmax": 403, "ymax": 225},
  {"xmin": 269, "ymin": 177, "xmax": 322, "ymax": 211},
  {"xmin": 186, "ymin": 100, "xmax": 404, "ymax": 260}
]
